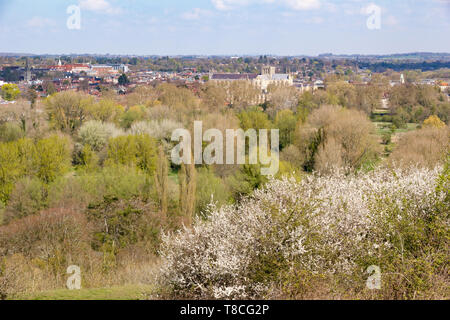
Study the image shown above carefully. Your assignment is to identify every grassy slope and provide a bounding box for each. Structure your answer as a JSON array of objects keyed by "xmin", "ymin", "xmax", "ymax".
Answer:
[{"xmin": 12, "ymin": 285, "xmax": 154, "ymax": 301}]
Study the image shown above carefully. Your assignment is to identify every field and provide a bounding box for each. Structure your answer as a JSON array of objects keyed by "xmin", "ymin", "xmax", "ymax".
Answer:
[{"xmin": 12, "ymin": 285, "xmax": 153, "ymax": 301}]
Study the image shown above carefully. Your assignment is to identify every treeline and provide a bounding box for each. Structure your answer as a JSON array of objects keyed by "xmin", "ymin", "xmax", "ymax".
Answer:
[{"xmin": 358, "ymin": 60, "xmax": 450, "ymax": 73}]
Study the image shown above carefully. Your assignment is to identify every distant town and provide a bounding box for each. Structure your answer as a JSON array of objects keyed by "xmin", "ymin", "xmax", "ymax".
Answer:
[{"xmin": 1, "ymin": 53, "xmax": 449, "ymax": 104}]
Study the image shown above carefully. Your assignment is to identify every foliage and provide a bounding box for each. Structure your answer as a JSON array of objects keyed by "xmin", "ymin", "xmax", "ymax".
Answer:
[
  {"xmin": 294, "ymin": 105, "xmax": 380, "ymax": 173},
  {"xmin": 238, "ymin": 107, "xmax": 272, "ymax": 132},
  {"xmin": 0, "ymin": 123, "xmax": 24, "ymax": 143},
  {"xmin": 45, "ymin": 91, "xmax": 93, "ymax": 133},
  {"xmin": 195, "ymin": 167, "xmax": 231, "ymax": 216},
  {"xmin": 178, "ymin": 161, "xmax": 197, "ymax": 225},
  {"xmin": 1, "ymin": 84, "xmax": 21, "ymax": 101},
  {"xmin": 86, "ymin": 99, "xmax": 124, "ymax": 123},
  {"xmin": 130, "ymin": 120, "xmax": 183, "ymax": 142},
  {"xmin": 79, "ymin": 120, "xmax": 123, "ymax": 151},
  {"xmin": 106, "ymin": 134, "xmax": 157, "ymax": 175},
  {"xmin": 118, "ymin": 74, "xmax": 130, "ymax": 86},
  {"xmin": 0, "ymin": 136, "xmax": 71, "ymax": 203},
  {"xmin": 47, "ymin": 165, "xmax": 149, "ymax": 209},
  {"xmin": 3, "ymin": 177, "xmax": 46, "ymax": 224},
  {"xmin": 390, "ymin": 126, "xmax": 449, "ymax": 168},
  {"xmin": 159, "ymin": 167, "xmax": 448, "ymax": 299},
  {"xmin": 274, "ymin": 110, "xmax": 297, "ymax": 149},
  {"xmin": 155, "ymin": 146, "xmax": 169, "ymax": 215},
  {"xmin": 87, "ymin": 196, "xmax": 161, "ymax": 256},
  {"xmin": 120, "ymin": 106, "xmax": 147, "ymax": 129},
  {"xmin": 423, "ymin": 115, "xmax": 446, "ymax": 129},
  {"xmin": 34, "ymin": 135, "xmax": 72, "ymax": 184}
]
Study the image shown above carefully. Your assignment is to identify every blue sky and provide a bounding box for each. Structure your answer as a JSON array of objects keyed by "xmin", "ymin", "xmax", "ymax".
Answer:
[{"xmin": 0, "ymin": 0, "xmax": 449, "ymax": 55}]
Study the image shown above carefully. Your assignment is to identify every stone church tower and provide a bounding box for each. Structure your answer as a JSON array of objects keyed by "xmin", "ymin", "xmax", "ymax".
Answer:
[{"xmin": 261, "ymin": 65, "xmax": 276, "ymax": 77}]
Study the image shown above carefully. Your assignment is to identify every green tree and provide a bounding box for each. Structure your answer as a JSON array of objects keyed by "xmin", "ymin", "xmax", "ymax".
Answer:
[
  {"xmin": 238, "ymin": 108, "xmax": 272, "ymax": 132},
  {"xmin": 107, "ymin": 134, "xmax": 157, "ymax": 175},
  {"xmin": 1, "ymin": 84, "xmax": 21, "ymax": 101},
  {"xmin": 33, "ymin": 135, "xmax": 72, "ymax": 184},
  {"xmin": 118, "ymin": 73, "xmax": 130, "ymax": 85},
  {"xmin": 275, "ymin": 109, "xmax": 297, "ymax": 149},
  {"xmin": 196, "ymin": 167, "xmax": 230, "ymax": 216},
  {"xmin": 87, "ymin": 99, "xmax": 124, "ymax": 123}
]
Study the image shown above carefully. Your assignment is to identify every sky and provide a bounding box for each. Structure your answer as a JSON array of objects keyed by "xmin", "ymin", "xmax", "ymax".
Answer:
[{"xmin": 0, "ymin": 0, "xmax": 449, "ymax": 56}]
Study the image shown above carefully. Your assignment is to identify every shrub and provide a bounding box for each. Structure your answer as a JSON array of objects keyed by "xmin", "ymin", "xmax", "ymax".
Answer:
[
  {"xmin": 87, "ymin": 196, "xmax": 162, "ymax": 257},
  {"xmin": 159, "ymin": 167, "xmax": 447, "ymax": 299},
  {"xmin": 120, "ymin": 106, "xmax": 147, "ymax": 129},
  {"xmin": 0, "ymin": 123, "xmax": 24, "ymax": 143},
  {"xmin": 45, "ymin": 91, "xmax": 93, "ymax": 132},
  {"xmin": 34, "ymin": 135, "xmax": 73, "ymax": 184},
  {"xmin": 79, "ymin": 120, "xmax": 123, "ymax": 151},
  {"xmin": 87, "ymin": 99, "xmax": 124, "ymax": 123},
  {"xmin": 195, "ymin": 168, "xmax": 231, "ymax": 216},
  {"xmin": 0, "ymin": 84, "xmax": 20, "ymax": 101},
  {"xmin": 47, "ymin": 165, "xmax": 149, "ymax": 209},
  {"xmin": 390, "ymin": 126, "xmax": 449, "ymax": 168},
  {"xmin": 106, "ymin": 134, "xmax": 157, "ymax": 175},
  {"xmin": 0, "ymin": 208, "xmax": 95, "ymax": 298},
  {"xmin": 381, "ymin": 132, "xmax": 392, "ymax": 145},
  {"xmin": 130, "ymin": 119, "xmax": 183, "ymax": 142},
  {"xmin": 423, "ymin": 115, "xmax": 446, "ymax": 129},
  {"xmin": 294, "ymin": 105, "xmax": 380, "ymax": 173},
  {"xmin": 3, "ymin": 177, "xmax": 46, "ymax": 224},
  {"xmin": 0, "ymin": 208, "xmax": 92, "ymax": 259}
]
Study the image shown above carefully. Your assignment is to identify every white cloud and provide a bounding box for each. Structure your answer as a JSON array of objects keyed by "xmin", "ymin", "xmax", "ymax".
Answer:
[
  {"xmin": 79, "ymin": 0, "xmax": 122, "ymax": 14},
  {"xmin": 26, "ymin": 16, "xmax": 55, "ymax": 28},
  {"xmin": 284, "ymin": 0, "xmax": 320, "ymax": 10},
  {"xmin": 211, "ymin": 0, "xmax": 320, "ymax": 11}
]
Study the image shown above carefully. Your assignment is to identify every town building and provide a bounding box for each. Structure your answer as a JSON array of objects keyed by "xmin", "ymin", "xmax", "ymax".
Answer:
[{"xmin": 210, "ymin": 66, "xmax": 294, "ymax": 93}]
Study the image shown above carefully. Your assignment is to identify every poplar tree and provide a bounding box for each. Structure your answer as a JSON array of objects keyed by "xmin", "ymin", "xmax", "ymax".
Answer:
[{"xmin": 155, "ymin": 145, "xmax": 169, "ymax": 215}]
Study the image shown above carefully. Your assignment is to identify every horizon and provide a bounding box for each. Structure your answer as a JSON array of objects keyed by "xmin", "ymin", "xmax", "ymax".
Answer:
[
  {"xmin": 2, "ymin": 52, "xmax": 450, "ymax": 58},
  {"xmin": 0, "ymin": 0, "xmax": 449, "ymax": 56}
]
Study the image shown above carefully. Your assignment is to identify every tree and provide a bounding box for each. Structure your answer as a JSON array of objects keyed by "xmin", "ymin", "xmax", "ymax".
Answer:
[
  {"xmin": 33, "ymin": 135, "xmax": 72, "ymax": 184},
  {"xmin": 87, "ymin": 99, "xmax": 124, "ymax": 123},
  {"xmin": 390, "ymin": 126, "xmax": 449, "ymax": 168},
  {"xmin": 294, "ymin": 105, "xmax": 380, "ymax": 173},
  {"xmin": 179, "ymin": 157, "xmax": 197, "ymax": 225},
  {"xmin": 155, "ymin": 145, "xmax": 169, "ymax": 215},
  {"xmin": 43, "ymin": 81, "xmax": 57, "ymax": 95},
  {"xmin": 200, "ymin": 83, "xmax": 228, "ymax": 111},
  {"xmin": 45, "ymin": 91, "xmax": 93, "ymax": 133},
  {"xmin": 1, "ymin": 84, "xmax": 21, "ymax": 101},
  {"xmin": 226, "ymin": 80, "xmax": 261, "ymax": 109},
  {"xmin": 274, "ymin": 110, "xmax": 297, "ymax": 149},
  {"xmin": 79, "ymin": 79, "xmax": 90, "ymax": 92},
  {"xmin": 266, "ymin": 84, "xmax": 299, "ymax": 116},
  {"xmin": 106, "ymin": 134, "xmax": 157, "ymax": 175},
  {"xmin": 238, "ymin": 107, "xmax": 272, "ymax": 132},
  {"xmin": 118, "ymin": 73, "xmax": 130, "ymax": 86},
  {"xmin": 423, "ymin": 115, "xmax": 446, "ymax": 129},
  {"xmin": 25, "ymin": 88, "xmax": 38, "ymax": 109}
]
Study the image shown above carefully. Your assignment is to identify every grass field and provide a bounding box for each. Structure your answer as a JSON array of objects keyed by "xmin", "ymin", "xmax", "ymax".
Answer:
[
  {"xmin": 12, "ymin": 285, "xmax": 154, "ymax": 301},
  {"xmin": 374, "ymin": 122, "xmax": 419, "ymax": 135}
]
